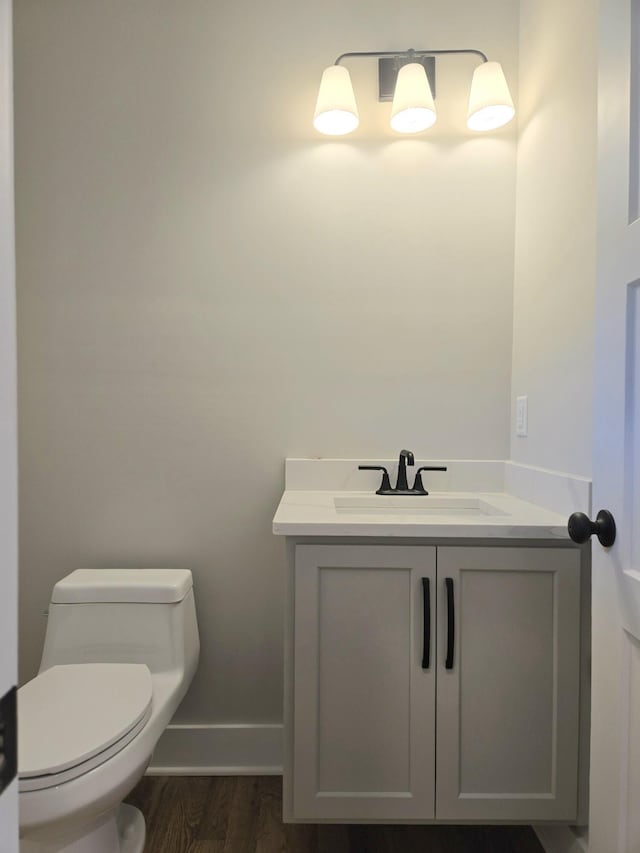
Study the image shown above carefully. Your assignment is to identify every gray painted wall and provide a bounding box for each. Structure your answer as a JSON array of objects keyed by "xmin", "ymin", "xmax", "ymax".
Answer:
[
  {"xmin": 14, "ymin": 0, "xmax": 518, "ymax": 723},
  {"xmin": 511, "ymin": 0, "xmax": 597, "ymax": 477}
]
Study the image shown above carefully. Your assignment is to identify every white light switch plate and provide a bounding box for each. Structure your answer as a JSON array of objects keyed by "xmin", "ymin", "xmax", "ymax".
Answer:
[{"xmin": 516, "ymin": 396, "xmax": 528, "ymax": 437}]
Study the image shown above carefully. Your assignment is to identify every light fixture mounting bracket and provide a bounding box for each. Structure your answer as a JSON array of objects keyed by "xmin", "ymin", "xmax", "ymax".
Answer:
[
  {"xmin": 378, "ymin": 55, "xmax": 436, "ymax": 102},
  {"xmin": 333, "ymin": 48, "xmax": 489, "ymax": 105}
]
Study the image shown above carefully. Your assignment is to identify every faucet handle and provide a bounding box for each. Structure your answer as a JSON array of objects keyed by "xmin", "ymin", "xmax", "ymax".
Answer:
[
  {"xmin": 412, "ymin": 466, "xmax": 448, "ymax": 495},
  {"xmin": 358, "ymin": 465, "xmax": 393, "ymax": 495}
]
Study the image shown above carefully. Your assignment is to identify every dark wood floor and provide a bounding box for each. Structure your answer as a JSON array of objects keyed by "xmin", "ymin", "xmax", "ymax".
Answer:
[{"xmin": 126, "ymin": 776, "xmax": 544, "ymax": 853}]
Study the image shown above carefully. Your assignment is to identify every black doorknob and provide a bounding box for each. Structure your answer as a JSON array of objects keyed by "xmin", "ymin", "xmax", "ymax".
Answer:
[{"xmin": 567, "ymin": 510, "xmax": 616, "ymax": 547}]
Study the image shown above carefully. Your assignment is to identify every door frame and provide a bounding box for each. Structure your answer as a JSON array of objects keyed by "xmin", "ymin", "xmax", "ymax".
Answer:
[{"xmin": 0, "ymin": 0, "xmax": 18, "ymax": 847}]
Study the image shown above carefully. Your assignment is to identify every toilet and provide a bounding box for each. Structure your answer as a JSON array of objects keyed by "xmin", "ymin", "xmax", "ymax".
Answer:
[{"xmin": 18, "ymin": 568, "xmax": 200, "ymax": 853}]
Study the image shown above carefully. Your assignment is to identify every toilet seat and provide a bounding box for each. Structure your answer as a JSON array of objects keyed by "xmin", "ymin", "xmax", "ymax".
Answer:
[{"xmin": 18, "ymin": 663, "xmax": 153, "ymax": 793}]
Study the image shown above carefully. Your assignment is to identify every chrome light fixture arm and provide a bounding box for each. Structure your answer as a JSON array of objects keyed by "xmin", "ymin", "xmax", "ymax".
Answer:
[{"xmin": 333, "ymin": 48, "xmax": 489, "ymax": 66}]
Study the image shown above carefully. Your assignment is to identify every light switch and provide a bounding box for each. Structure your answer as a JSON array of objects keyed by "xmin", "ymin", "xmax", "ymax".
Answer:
[{"xmin": 516, "ymin": 396, "xmax": 528, "ymax": 437}]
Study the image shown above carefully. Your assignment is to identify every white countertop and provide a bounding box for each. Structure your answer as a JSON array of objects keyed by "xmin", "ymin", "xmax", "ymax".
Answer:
[{"xmin": 272, "ymin": 490, "xmax": 570, "ymax": 539}]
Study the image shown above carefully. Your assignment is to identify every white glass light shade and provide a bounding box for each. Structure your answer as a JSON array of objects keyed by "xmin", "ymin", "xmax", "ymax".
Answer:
[
  {"xmin": 467, "ymin": 61, "xmax": 515, "ymax": 131},
  {"xmin": 313, "ymin": 65, "xmax": 359, "ymax": 136},
  {"xmin": 390, "ymin": 62, "xmax": 437, "ymax": 134}
]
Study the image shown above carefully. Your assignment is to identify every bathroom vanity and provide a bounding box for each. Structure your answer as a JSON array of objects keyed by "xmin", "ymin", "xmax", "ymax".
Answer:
[{"xmin": 273, "ymin": 459, "xmax": 588, "ymax": 825}]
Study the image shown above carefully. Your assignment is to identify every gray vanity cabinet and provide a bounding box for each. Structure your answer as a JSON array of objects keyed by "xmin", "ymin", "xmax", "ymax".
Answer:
[
  {"xmin": 435, "ymin": 546, "xmax": 581, "ymax": 821},
  {"xmin": 290, "ymin": 543, "xmax": 581, "ymax": 823},
  {"xmin": 293, "ymin": 545, "xmax": 437, "ymax": 820}
]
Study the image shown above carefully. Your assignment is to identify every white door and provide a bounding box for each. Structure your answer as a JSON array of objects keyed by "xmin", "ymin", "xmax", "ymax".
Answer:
[
  {"xmin": 0, "ymin": 0, "xmax": 17, "ymax": 848},
  {"xmin": 589, "ymin": 1, "xmax": 640, "ymax": 850}
]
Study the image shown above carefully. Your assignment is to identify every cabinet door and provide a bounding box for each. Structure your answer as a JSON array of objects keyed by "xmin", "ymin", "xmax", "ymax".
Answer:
[
  {"xmin": 436, "ymin": 547, "xmax": 581, "ymax": 821},
  {"xmin": 293, "ymin": 544, "xmax": 436, "ymax": 820}
]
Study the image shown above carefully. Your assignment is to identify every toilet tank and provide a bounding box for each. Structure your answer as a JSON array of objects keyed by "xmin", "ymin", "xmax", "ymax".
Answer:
[{"xmin": 39, "ymin": 569, "xmax": 200, "ymax": 682}]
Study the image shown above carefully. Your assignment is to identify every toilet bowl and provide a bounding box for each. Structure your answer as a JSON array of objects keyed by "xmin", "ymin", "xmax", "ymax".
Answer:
[{"xmin": 18, "ymin": 569, "xmax": 200, "ymax": 853}]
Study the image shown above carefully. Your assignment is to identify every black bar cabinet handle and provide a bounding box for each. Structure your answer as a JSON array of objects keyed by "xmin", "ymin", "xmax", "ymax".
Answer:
[
  {"xmin": 421, "ymin": 577, "xmax": 431, "ymax": 669},
  {"xmin": 445, "ymin": 577, "xmax": 455, "ymax": 669}
]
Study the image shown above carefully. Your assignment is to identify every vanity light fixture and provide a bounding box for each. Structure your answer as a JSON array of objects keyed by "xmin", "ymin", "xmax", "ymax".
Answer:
[
  {"xmin": 390, "ymin": 62, "xmax": 436, "ymax": 134},
  {"xmin": 313, "ymin": 48, "xmax": 515, "ymax": 136},
  {"xmin": 313, "ymin": 65, "xmax": 360, "ymax": 135}
]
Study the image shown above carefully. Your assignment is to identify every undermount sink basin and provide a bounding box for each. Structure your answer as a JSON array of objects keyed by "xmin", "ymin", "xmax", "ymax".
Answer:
[{"xmin": 333, "ymin": 495, "xmax": 509, "ymax": 517}]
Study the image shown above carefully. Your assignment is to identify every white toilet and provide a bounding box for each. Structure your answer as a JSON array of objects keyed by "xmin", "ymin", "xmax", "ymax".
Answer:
[{"xmin": 18, "ymin": 568, "xmax": 200, "ymax": 853}]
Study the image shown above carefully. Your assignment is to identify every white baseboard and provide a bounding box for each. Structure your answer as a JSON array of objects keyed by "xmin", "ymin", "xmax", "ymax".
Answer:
[
  {"xmin": 147, "ymin": 723, "xmax": 284, "ymax": 776},
  {"xmin": 534, "ymin": 825, "xmax": 588, "ymax": 853}
]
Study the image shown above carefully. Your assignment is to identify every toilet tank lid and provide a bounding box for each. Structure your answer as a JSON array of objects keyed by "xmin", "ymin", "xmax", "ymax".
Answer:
[{"xmin": 51, "ymin": 569, "xmax": 193, "ymax": 604}]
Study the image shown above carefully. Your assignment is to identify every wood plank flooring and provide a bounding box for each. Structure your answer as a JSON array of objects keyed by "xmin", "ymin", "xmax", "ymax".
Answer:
[{"xmin": 126, "ymin": 776, "xmax": 545, "ymax": 853}]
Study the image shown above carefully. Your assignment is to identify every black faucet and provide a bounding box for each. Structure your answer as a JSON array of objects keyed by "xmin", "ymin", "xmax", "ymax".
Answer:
[
  {"xmin": 411, "ymin": 465, "xmax": 448, "ymax": 495},
  {"xmin": 395, "ymin": 449, "xmax": 414, "ymax": 491},
  {"xmin": 359, "ymin": 450, "xmax": 448, "ymax": 496}
]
